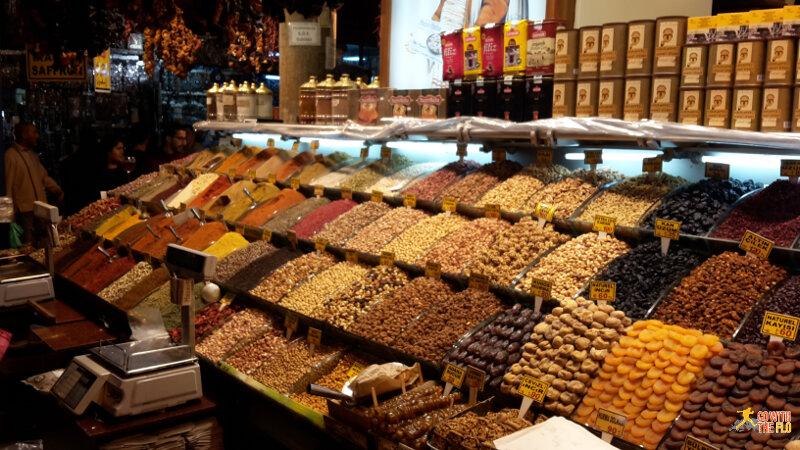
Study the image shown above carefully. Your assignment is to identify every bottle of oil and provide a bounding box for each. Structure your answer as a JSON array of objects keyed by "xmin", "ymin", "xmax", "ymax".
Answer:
[
  {"xmin": 222, "ymin": 81, "xmax": 238, "ymax": 121},
  {"xmin": 299, "ymin": 75, "xmax": 318, "ymax": 124},
  {"xmin": 331, "ymin": 74, "xmax": 357, "ymax": 125},
  {"xmin": 215, "ymin": 82, "xmax": 227, "ymax": 121},
  {"xmin": 206, "ymin": 83, "xmax": 219, "ymax": 121},
  {"xmin": 237, "ymin": 81, "xmax": 257, "ymax": 122},
  {"xmin": 315, "ymin": 74, "xmax": 336, "ymax": 125},
  {"xmin": 256, "ymin": 82, "xmax": 274, "ymax": 120}
]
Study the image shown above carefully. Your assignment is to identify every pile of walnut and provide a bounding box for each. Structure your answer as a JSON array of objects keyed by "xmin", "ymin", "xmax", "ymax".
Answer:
[
  {"xmin": 501, "ymin": 297, "xmax": 631, "ymax": 416},
  {"xmin": 143, "ymin": 8, "xmax": 201, "ymax": 78}
]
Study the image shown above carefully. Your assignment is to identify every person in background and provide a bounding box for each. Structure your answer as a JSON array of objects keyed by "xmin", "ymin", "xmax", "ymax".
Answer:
[
  {"xmin": 158, "ymin": 122, "xmax": 188, "ymax": 166},
  {"xmin": 127, "ymin": 124, "xmax": 155, "ymax": 176},
  {"xmin": 184, "ymin": 127, "xmax": 205, "ymax": 155},
  {"xmin": 96, "ymin": 137, "xmax": 127, "ymax": 192},
  {"xmin": 4, "ymin": 122, "xmax": 64, "ymax": 244}
]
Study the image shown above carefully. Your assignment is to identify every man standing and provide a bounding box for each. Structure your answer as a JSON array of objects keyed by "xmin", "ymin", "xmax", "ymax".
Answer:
[{"xmin": 5, "ymin": 122, "xmax": 63, "ymax": 244}]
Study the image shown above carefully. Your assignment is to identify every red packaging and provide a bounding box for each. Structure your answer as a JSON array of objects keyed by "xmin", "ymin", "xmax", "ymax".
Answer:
[
  {"xmin": 526, "ymin": 20, "xmax": 566, "ymax": 75},
  {"xmin": 481, "ymin": 23, "xmax": 504, "ymax": 77},
  {"xmin": 441, "ymin": 30, "xmax": 464, "ymax": 81},
  {"xmin": 0, "ymin": 328, "xmax": 10, "ymax": 362}
]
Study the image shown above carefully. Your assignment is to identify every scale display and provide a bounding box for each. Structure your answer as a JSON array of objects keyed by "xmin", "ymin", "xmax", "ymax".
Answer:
[{"xmin": 52, "ymin": 362, "xmax": 97, "ymax": 409}]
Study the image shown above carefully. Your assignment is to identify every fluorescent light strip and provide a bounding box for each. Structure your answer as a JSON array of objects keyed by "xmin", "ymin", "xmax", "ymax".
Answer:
[
  {"xmin": 564, "ymin": 151, "xmax": 660, "ymax": 161},
  {"xmin": 232, "ymin": 133, "xmax": 283, "ymax": 143},
  {"xmin": 298, "ymin": 137, "xmax": 365, "ymax": 147},
  {"xmin": 386, "ymin": 141, "xmax": 482, "ymax": 153},
  {"xmin": 701, "ymin": 154, "xmax": 784, "ymax": 169},
  {"xmin": 263, "ymin": 75, "xmax": 280, "ymax": 81}
]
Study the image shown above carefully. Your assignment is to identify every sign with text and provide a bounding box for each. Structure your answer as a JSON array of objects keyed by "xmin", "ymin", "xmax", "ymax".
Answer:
[
  {"xmin": 307, "ymin": 327, "xmax": 322, "ymax": 346},
  {"xmin": 371, "ymin": 190, "xmax": 383, "ymax": 203},
  {"xmin": 595, "ymin": 408, "xmax": 627, "ymax": 438},
  {"xmin": 739, "ymin": 230, "xmax": 774, "ymax": 260},
  {"xmin": 584, "ymin": 150, "xmax": 603, "ymax": 165},
  {"xmin": 441, "ymin": 364, "xmax": 466, "ymax": 388},
  {"xmin": 529, "ymin": 278, "xmax": 553, "ymax": 300},
  {"xmin": 761, "ymin": 311, "xmax": 800, "ymax": 341},
  {"xmin": 705, "ymin": 163, "xmax": 730, "ymax": 180},
  {"xmin": 288, "ymin": 22, "xmax": 321, "ymax": 46},
  {"xmin": 315, "ymin": 238, "xmax": 327, "ymax": 252},
  {"xmin": 537, "ymin": 149, "xmax": 553, "ymax": 166},
  {"xmin": 492, "ymin": 149, "xmax": 506, "ymax": 162},
  {"xmin": 380, "ymin": 146, "xmax": 392, "ymax": 159},
  {"xmin": 262, "ymin": 229, "xmax": 272, "ymax": 242},
  {"xmin": 442, "ymin": 197, "xmax": 458, "ymax": 213},
  {"xmin": 380, "ymin": 251, "xmax": 395, "ymax": 266},
  {"xmin": 535, "ymin": 203, "xmax": 556, "ymax": 222},
  {"xmin": 341, "ymin": 188, "xmax": 353, "ymax": 200},
  {"xmin": 781, "ymin": 159, "xmax": 800, "ymax": 178},
  {"xmin": 425, "ymin": 261, "xmax": 441, "ymax": 279},
  {"xmin": 683, "ymin": 436, "xmax": 719, "ymax": 450},
  {"xmin": 267, "ymin": 173, "xmax": 277, "ymax": 184},
  {"xmin": 403, "ymin": 194, "xmax": 417, "ymax": 208},
  {"xmin": 464, "ymin": 366, "xmax": 486, "ymax": 391},
  {"xmin": 642, "ymin": 156, "xmax": 663, "ymax": 173},
  {"xmin": 484, "ymin": 204, "xmax": 501, "ymax": 219},
  {"xmin": 469, "ymin": 273, "xmax": 490, "ymax": 291},
  {"xmin": 345, "ymin": 249, "xmax": 359, "ymax": 263},
  {"xmin": 517, "ymin": 375, "xmax": 549, "ymax": 403},
  {"xmin": 654, "ymin": 218, "xmax": 681, "ymax": 240},
  {"xmin": 347, "ymin": 362, "xmax": 366, "ymax": 378},
  {"xmin": 314, "ymin": 185, "xmax": 324, "ymax": 196},
  {"xmin": 290, "ymin": 178, "xmax": 300, "ymax": 190},
  {"xmin": 26, "ymin": 46, "xmax": 87, "ymax": 82},
  {"xmin": 593, "ymin": 215, "xmax": 616, "ymax": 235},
  {"xmin": 590, "ymin": 281, "xmax": 617, "ymax": 303},
  {"xmin": 93, "ymin": 49, "xmax": 110, "ymax": 92}
]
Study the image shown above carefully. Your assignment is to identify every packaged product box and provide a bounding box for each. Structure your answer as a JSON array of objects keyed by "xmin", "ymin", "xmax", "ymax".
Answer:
[
  {"xmin": 600, "ymin": 23, "xmax": 627, "ymax": 77},
  {"xmin": 552, "ymin": 80, "xmax": 577, "ymax": 118},
  {"xmin": 417, "ymin": 89, "xmax": 447, "ymax": 119},
  {"xmin": 783, "ymin": 5, "xmax": 800, "ymax": 37},
  {"xmin": 388, "ymin": 89, "xmax": 419, "ymax": 118},
  {"xmin": 731, "ymin": 86, "xmax": 762, "ymax": 130},
  {"xmin": 448, "ymin": 80, "xmax": 474, "ymax": 117},
  {"xmin": 704, "ymin": 88, "xmax": 732, "ymax": 128},
  {"xmin": 357, "ymin": 87, "xmax": 387, "ymax": 125},
  {"xmin": 734, "ymin": 39, "xmax": 766, "ymax": 85},
  {"xmin": 442, "ymin": 30, "xmax": 464, "ymax": 81},
  {"xmin": 686, "ymin": 16, "xmax": 716, "ymax": 45},
  {"xmin": 554, "ymin": 29, "xmax": 579, "ymax": 79},
  {"xmin": 708, "ymin": 43, "xmax": 736, "ymax": 86},
  {"xmin": 650, "ymin": 75, "xmax": 680, "ymax": 122},
  {"xmin": 526, "ymin": 20, "xmax": 564, "ymax": 75},
  {"xmin": 748, "ymin": 8, "xmax": 784, "ymax": 40},
  {"xmin": 623, "ymin": 76, "xmax": 651, "ymax": 121},
  {"xmin": 654, "ymin": 16, "xmax": 687, "ymax": 74},
  {"xmin": 503, "ymin": 20, "xmax": 529, "ymax": 75},
  {"xmin": 765, "ymin": 38, "xmax": 796, "ymax": 84},
  {"xmin": 714, "ymin": 12, "xmax": 748, "ymax": 42},
  {"xmin": 525, "ymin": 75, "xmax": 553, "ymax": 120},
  {"xmin": 498, "ymin": 75, "xmax": 525, "ymax": 121},
  {"xmin": 682, "ymin": 45, "xmax": 708, "ymax": 87},
  {"xmin": 597, "ymin": 77, "xmax": 624, "ymax": 119},
  {"xmin": 626, "ymin": 20, "xmax": 655, "ymax": 75},
  {"xmin": 678, "ymin": 88, "xmax": 705, "ymax": 125},
  {"xmin": 762, "ymin": 85, "xmax": 792, "ymax": 131},
  {"xmin": 575, "ymin": 79, "xmax": 599, "ymax": 117},
  {"xmin": 481, "ymin": 23, "xmax": 504, "ymax": 77},
  {"xmin": 473, "ymin": 78, "xmax": 498, "ymax": 118},
  {"xmin": 463, "ymin": 27, "xmax": 482, "ymax": 79},
  {"xmin": 791, "ymin": 85, "xmax": 800, "ymax": 130},
  {"xmin": 578, "ymin": 26, "xmax": 601, "ymax": 78}
]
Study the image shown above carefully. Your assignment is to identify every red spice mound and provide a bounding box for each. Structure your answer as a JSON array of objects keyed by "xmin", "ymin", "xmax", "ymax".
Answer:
[{"xmin": 290, "ymin": 199, "xmax": 357, "ymax": 239}]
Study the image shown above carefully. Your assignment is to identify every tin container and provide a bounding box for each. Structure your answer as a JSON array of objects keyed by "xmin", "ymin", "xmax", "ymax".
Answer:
[
  {"xmin": 686, "ymin": 16, "xmax": 716, "ymax": 45},
  {"xmin": 626, "ymin": 20, "xmax": 655, "ymax": 75},
  {"xmin": 388, "ymin": 89, "xmax": 419, "ymax": 118},
  {"xmin": 554, "ymin": 29, "xmax": 579, "ymax": 79},
  {"xmin": 552, "ymin": 80, "xmax": 577, "ymax": 118},
  {"xmin": 315, "ymin": 74, "xmax": 336, "ymax": 125},
  {"xmin": 418, "ymin": 88, "xmax": 447, "ymax": 119},
  {"xmin": 734, "ymin": 40, "xmax": 766, "ymax": 85},
  {"xmin": 681, "ymin": 46, "xmax": 708, "ymax": 87},
  {"xmin": 526, "ymin": 19, "xmax": 565, "ymax": 75},
  {"xmin": 331, "ymin": 74, "xmax": 358, "ymax": 125},
  {"xmin": 761, "ymin": 85, "xmax": 793, "ymax": 131},
  {"xmin": 599, "ymin": 23, "xmax": 627, "ymax": 77},
  {"xmin": 575, "ymin": 79, "xmax": 599, "ymax": 117},
  {"xmin": 299, "ymin": 76, "xmax": 317, "ymax": 125},
  {"xmin": 442, "ymin": 30, "xmax": 464, "ymax": 81},
  {"xmin": 731, "ymin": 86, "xmax": 762, "ymax": 131},
  {"xmin": 463, "ymin": 27, "xmax": 482, "ymax": 79},
  {"xmin": 792, "ymin": 85, "xmax": 800, "ymax": 131},
  {"xmin": 357, "ymin": 78, "xmax": 386, "ymax": 125},
  {"xmin": 678, "ymin": 88, "xmax": 705, "ymax": 125},
  {"xmin": 650, "ymin": 75, "xmax": 680, "ymax": 122},
  {"xmin": 654, "ymin": 16, "xmax": 687, "ymax": 74},
  {"xmin": 498, "ymin": 75, "xmax": 526, "ymax": 121},
  {"xmin": 704, "ymin": 88, "xmax": 732, "ymax": 128},
  {"xmin": 597, "ymin": 77, "xmax": 624, "ymax": 119},
  {"xmin": 481, "ymin": 23, "xmax": 504, "ymax": 78},
  {"xmin": 525, "ymin": 75, "xmax": 554, "ymax": 120},
  {"xmin": 448, "ymin": 80, "xmax": 473, "ymax": 117},
  {"xmin": 623, "ymin": 76, "xmax": 651, "ymax": 121},
  {"xmin": 473, "ymin": 78, "xmax": 498, "ymax": 118},
  {"xmin": 578, "ymin": 26, "xmax": 601, "ymax": 78},
  {"xmin": 708, "ymin": 43, "xmax": 736, "ymax": 87},
  {"xmin": 765, "ymin": 38, "xmax": 796, "ymax": 85},
  {"xmin": 503, "ymin": 20, "xmax": 529, "ymax": 75}
]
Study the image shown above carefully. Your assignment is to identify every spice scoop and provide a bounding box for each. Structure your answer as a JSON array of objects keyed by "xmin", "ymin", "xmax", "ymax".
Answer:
[
  {"xmin": 97, "ymin": 246, "xmax": 120, "ymax": 263},
  {"xmin": 243, "ymin": 188, "xmax": 258, "ymax": 209},
  {"xmin": 306, "ymin": 384, "xmax": 357, "ymax": 406}
]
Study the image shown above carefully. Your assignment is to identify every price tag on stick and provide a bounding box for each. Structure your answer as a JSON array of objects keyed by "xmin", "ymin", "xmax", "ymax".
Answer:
[
  {"xmin": 654, "ymin": 218, "xmax": 681, "ymax": 255},
  {"xmin": 347, "ymin": 362, "xmax": 366, "ymax": 378},
  {"xmin": 781, "ymin": 159, "xmax": 800, "ymax": 182},
  {"xmin": 517, "ymin": 375, "xmax": 549, "ymax": 419},
  {"xmin": 287, "ymin": 230, "xmax": 298, "ymax": 248},
  {"xmin": 442, "ymin": 197, "xmax": 457, "ymax": 214},
  {"xmin": 534, "ymin": 203, "xmax": 556, "ymax": 229},
  {"xmin": 484, "ymin": 204, "xmax": 501, "ymax": 219},
  {"xmin": 308, "ymin": 327, "xmax": 322, "ymax": 356},
  {"xmin": 290, "ymin": 178, "xmax": 300, "ymax": 190},
  {"xmin": 314, "ymin": 185, "xmax": 324, "ymax": 197},
  {"xmin": 441, "ymin": 363, "xmax": 466, "ymax": 397},
  {"xmin": 590, "ymin": 281, "xmax": 617, "ymax": 306},
  {"xmin": 380, "ymin": 251, "xmax": 394, "ymax": 266},
  {"xmin": 345, "ymin": 249, "xmax": 358, "ymax": 263},
  {"xmin": 593, "ymin": 215, "xmax": 616, "ymax": 238},
  {"xmin": 469, "ymin": 273, "xmax": 490, "ymax": 291},
  {"xmin": 403, "ymin": 194, "xmax": 416, "ymax": 208},
  {"xmin": 529, "ymin": 278, "xmax": 552, "ymax": 313},
  {"xmin": 341, "ymin": 188, "xmax": 353, "ymax": 200},
  {"xmin": 683, "ymin": 436, "xmax": 720, "ymax": 450},
  {"xmin": 705, "ymin": 163, "xmax": 730, "ymax": 180},
  {"xmin": 642, "ymin": 156, "xmax": 663, "ymax": 173},
  {"xmin": 284, "ymin": 314, "xmax": 298, "ymax": 340},
  {"xmin": 371, "ymin": 190, "xmax": 383, "ymax": 203},
  {"xmin": 315, "ymin": 238, "xmax": 327, "ymax": 252},
  {"xmin": 464, "ymin": 366, "xmax": 486, "ymax": 405},
  {"xmin": 595, "ymin": 408, "xmax": 627, "ymax": 442},
  {"xmin": 537, "ymin": 149, "xmax": 552, "ymax": 166},
  {"xmin": 584, "ymin": 150, "xmax": 602, "ymax": 170},
  {"xmin": 425, "ymin": 261, "xmax": 441, "ymax": 280},
  {"xmin": 739, "ymin": 230, "xmax": 774, "ymax": 260},
  {"xmin": 761, "ymin": 311, "xmax": 800, "ymax": 341},
  {"xmin": 262, "ymin": 229, "xmax": 272, "ymax": 242}
]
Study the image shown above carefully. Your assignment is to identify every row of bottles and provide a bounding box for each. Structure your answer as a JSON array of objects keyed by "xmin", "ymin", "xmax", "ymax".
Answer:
[
  {"xmin": 206, "ymin": 81, "xmax": 274, "ymax": 122},
  {"xmin": 299, "ymin": 73, "xmax": 376, "ymax": 125}
]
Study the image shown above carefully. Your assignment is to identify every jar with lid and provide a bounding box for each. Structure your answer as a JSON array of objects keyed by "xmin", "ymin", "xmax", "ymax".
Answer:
[
  {"xmin": 222, "ymin": 81, "xmax": 238, "ymax": 121},
  {"xmin": 299, "ymin": 76, "xmax": 318, "ymax": 124},
  {"xmin": 206, "ymin": 83, "xmax": 219, "ymax": 121},
  {"xmin": 255, "ymin": 83, "xmax": 273, "ymax": 120},
  {"xmin": 315, "ymin": 74, "xmax": 336, "ymax": 125},
  {"xmin": 237, "ymin": 82, "xmax": 257, "ymax": 122},
  {"xmin": 215, "ymin": 82, "xmax": 227, "ymax": 121},
  {"xmin": 332, "ymin": 74, "xmax": 357, "ymax": 125},
  {"xmin": 355, "ymin": 77, "xmax": 368, "ymax": 89}
]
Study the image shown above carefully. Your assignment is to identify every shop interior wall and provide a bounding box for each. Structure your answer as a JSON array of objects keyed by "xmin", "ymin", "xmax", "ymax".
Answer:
[{"xmin": 574, "ymin": 0, "xmax": 712, "ymax": 27}]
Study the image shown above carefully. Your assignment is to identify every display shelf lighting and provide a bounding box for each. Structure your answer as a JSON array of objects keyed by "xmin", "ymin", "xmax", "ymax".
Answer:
[
  {"xmin": 263, "ymin": 75, "xmax": 280, "ymax": 81},
  {"xmin": 701, "ymin": 154, "xmax": 784, "ymax": 169},
  {"xmin": 298, "ymin": 137, "xmax": 366, "ymax": 149},
  {"xmin": 232, "ymin": 133, "xmax": 283, "ymax": 144},
  {"xmin": 564, "ymin": 150, "xmax": 660, "ymax": 161},
  {"xmin": 386, "ymin": 141, "xmax": 482, "ymax": 153}
]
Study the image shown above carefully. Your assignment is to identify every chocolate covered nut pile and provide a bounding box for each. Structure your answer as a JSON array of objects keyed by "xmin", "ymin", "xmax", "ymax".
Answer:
[
  {"xmin": 502, "ymin": 297, "xmax": 631, "ymax": 416},
  {"xmin": 651, "ymin": 251, "xmax": 785, "ymax": 339}
]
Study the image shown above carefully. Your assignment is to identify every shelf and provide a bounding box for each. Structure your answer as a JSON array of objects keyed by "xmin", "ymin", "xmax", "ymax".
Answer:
[{"xmin": 194, "ymin": 117, "xmax": 800, "ymax": 154}]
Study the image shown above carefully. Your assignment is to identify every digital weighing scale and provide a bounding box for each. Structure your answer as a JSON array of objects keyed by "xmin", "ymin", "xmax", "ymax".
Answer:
[
  {"xmin": 53, "ymin": 244, "xmax": 217, "ymax": 417},
  {"xmin": 0, "ymin": 256, "xmax": 54, "ymax": 307}
]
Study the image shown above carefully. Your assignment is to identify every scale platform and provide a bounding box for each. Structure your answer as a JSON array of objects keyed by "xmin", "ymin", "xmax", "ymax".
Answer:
[
  {"xmin": 53, "ymin": 342, "xmax": 202, "ymax": 417},
  {"xmin": 0, "ymin": 255, "xmax": 54, "ymax": 306}
]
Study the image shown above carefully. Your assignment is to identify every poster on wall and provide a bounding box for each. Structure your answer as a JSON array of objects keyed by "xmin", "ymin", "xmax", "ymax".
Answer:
[{"xmin": 389, "ymin": 0, "xmax": 546, "ymax": 88}]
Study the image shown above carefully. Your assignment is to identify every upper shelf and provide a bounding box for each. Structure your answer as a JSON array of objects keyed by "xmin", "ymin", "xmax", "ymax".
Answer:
[{"xmin": 194, "ymin": 117, "xmax": 800, "ymax": 155}]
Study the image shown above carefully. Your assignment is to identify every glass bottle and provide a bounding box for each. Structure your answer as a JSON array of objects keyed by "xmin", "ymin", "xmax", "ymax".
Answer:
[
  {"xmin": 222, "ymin": 81, "xmax": 238, "ymax": 121},
  {"xmin": 206, "ymin": 83, "xmax": 219, "ymax": 121},
  {"xmin": 215, "ymin": 82, "xmax": 227, "ymax": 121},
  {"xmin": 331, "ymin": 74, "xmax": 357, "ymax": 125},
  {"xmin": 299, "ymin": 75, "xmax": 318, "ymax": 124},
  {"xmin": 237, "ymin": 81, "xmax": 257, "ymax": 122},
  {"xmin": 256, "ymin": 82, "xmax": 274, "ymax": 120},
  {"xmin": 315, "ymin": 74, "xmax": 336, "ymax": 125}
]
